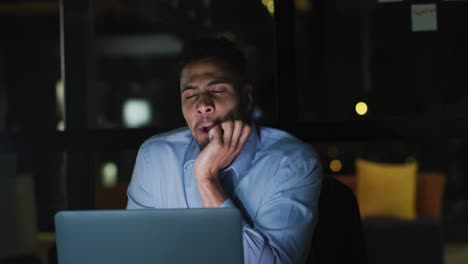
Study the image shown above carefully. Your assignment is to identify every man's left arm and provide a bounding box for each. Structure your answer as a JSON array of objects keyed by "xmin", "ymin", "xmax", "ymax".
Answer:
[{"xmin": 228, "ymin": 155, "xmax": 322, "ymax": 264}]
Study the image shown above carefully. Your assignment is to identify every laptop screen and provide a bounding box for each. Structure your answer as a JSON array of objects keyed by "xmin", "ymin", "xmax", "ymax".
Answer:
[{"xmin": 55, "ymin": 208, "xmax": 243, "ymax": 264}]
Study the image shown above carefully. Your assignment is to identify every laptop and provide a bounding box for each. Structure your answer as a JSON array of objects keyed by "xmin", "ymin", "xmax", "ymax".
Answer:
[{"xmin": 55, "ymin": 208, "xmax": 244, "ymax": 264}]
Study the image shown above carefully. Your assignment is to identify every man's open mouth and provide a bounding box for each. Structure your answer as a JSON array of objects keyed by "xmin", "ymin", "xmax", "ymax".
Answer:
[
  {"xmin": 196, "ymin": 118, "xmax": 222, "ymax": 136},
  {"xmin": 198, "ymin": 123, "xmax": 215, "ymax": 134}
]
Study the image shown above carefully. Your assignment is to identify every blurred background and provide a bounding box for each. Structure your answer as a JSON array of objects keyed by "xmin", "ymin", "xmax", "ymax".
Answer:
[{"xmin": 0, "ymin": 0, "xmax": 467, "ymax": 263}]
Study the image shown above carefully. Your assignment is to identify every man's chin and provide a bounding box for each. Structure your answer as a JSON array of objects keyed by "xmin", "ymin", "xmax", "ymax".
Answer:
[{"xmin": 197, "ymin": 137, "xmax": 209, "ymax": 150}]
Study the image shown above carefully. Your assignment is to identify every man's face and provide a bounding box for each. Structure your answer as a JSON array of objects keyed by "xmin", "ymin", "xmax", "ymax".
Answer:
[{"xmin": 180, "ymin": 59, "xmax": 245, "ymax": 148}]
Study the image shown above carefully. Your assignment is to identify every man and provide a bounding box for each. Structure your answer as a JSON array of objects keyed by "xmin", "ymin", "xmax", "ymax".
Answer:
[{"xmin": 127, "ymin": 37, "xmax": 322, "ymax": 263}]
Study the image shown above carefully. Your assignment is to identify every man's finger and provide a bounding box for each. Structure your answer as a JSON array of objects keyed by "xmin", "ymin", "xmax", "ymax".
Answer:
[
  {"xmin": 221, "ymin": 120, "xmax": 234, "ymax": 148},
  {"xmin": 235, "ymin": 124, "xmax": 251, "ymax": 154},
  {"xmin": 208, "ymin": 125, "xmax": 223, "ymax": 145},
  {"xmin": 219, "ymin": 123, "xmax": 251, "ymax": 168},
  {"xmin": 230, "ymin": 120, "xmax": 244, "ymax": 152}
]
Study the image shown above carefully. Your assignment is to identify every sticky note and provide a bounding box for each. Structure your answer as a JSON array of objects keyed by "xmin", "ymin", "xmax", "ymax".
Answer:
[{"xmin": 411, "ymin": 4, "xmax": 438, "ymax": 32}]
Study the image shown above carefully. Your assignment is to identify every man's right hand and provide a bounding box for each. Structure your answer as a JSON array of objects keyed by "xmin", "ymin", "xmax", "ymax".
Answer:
[{"xmin": 193, "ymin": 120, "xmax": 251, "ymax": 207}]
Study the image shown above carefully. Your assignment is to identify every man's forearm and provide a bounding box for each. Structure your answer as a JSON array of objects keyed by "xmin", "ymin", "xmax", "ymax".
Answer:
[{"xmin": 197, "ymin": 178, "xmax": 228, "ymax": 208}]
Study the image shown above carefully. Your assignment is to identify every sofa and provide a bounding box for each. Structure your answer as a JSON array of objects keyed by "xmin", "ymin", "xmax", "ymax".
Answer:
[{"xmin": 335, "ymin": 171, "xmax": 446, "ymax": 264}]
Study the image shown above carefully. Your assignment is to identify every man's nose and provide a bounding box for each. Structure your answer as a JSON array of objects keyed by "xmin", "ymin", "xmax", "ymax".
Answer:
[{"xmin": 196, "ymin": 93, "xmax": 215, "ymax": 114}]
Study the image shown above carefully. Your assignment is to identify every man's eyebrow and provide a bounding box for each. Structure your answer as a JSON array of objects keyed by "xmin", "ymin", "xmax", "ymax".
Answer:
[
  {"xmin": 181, "ymin": 85, "xmax": 196, "ymax": 93},
  {"xmin": 181, "ymin": 78, "xmax": 233, "ymax": 92},
  {"xmin": 207, "ymin": 79, "xmax": 231, "ymax": 86}
]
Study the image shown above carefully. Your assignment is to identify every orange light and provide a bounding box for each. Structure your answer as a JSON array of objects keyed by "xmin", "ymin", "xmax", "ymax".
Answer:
[{"xmin": 329, "ymin": 159, "xmax": 343, "ymax": 173}]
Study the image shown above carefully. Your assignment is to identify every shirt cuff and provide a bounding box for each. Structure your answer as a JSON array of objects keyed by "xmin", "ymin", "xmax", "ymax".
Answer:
[{"xmin": 219, "ymin": 198, "xmax": 236, "ymax": 208}]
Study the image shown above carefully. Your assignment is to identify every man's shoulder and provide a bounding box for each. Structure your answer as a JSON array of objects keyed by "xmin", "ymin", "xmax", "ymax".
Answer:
[
  {"xmin": 258, "ymin": 126, "xmax": 320, "ymax": 164},
  {"xmin": 141, "ymin": 127, "xmax": 191, "ymax": 149},
  {"xmin": 253, "ymin": 126, "xmax": 322, "ymax": 191},
  {"xmin": 258, "ymin": 126, "xmax": 314, "ymax": 153}
]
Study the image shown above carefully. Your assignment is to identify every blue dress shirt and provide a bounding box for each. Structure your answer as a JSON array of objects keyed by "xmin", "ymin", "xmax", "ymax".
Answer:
[{"xmin": 127, "ymin": 126, "xmax": 322, "ymax": 264}]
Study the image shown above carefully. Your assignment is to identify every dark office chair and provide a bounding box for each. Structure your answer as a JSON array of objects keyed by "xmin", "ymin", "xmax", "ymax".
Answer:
[{"xmin": 309, "ymin": 175, "xmax": 367, "ymax": 264}]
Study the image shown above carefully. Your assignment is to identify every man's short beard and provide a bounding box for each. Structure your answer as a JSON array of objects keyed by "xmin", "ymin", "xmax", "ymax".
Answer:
[{"xmin": 198, "ymin": 138, "xmax": 210, "ymax": 150}]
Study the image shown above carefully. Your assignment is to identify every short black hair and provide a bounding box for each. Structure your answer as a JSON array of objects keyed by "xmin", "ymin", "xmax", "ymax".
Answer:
[{"xmin": 177, "ymin": 37, "xmax": 247, "ymax": 81}]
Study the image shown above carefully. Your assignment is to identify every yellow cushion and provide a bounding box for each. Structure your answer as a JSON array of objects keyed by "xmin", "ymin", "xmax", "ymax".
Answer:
[{"xmin": 356, "ymin": 158, "xmax": 418, "ymax": 220}]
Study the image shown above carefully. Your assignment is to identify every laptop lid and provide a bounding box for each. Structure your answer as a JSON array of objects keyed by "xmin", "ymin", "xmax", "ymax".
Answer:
[{"xmin": 55, "ymin": 208, "xmax": 243, "ymax": 264}]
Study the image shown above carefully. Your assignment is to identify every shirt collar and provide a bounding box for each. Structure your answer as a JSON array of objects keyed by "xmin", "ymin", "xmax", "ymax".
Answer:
[{"xmin": 183, "ymin": 125, "xmax": 259, "ymax": 178}]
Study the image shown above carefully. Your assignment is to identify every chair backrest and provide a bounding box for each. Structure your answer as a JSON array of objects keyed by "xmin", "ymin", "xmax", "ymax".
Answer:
[{"xmin": 309, "ymin": 176, "xmax": 367, "ymax": 264}]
